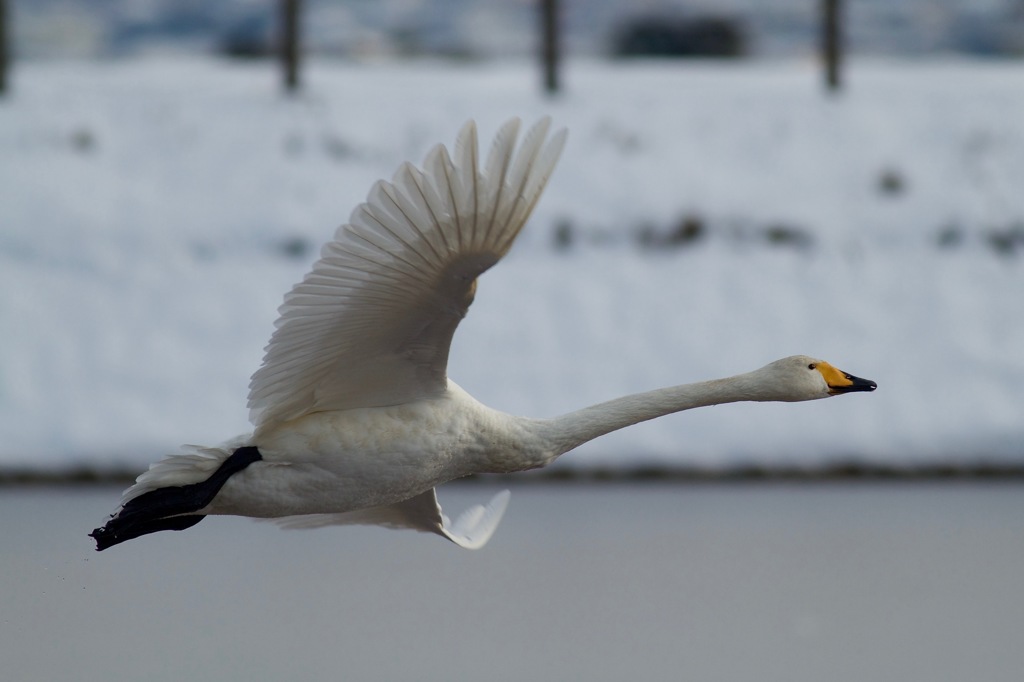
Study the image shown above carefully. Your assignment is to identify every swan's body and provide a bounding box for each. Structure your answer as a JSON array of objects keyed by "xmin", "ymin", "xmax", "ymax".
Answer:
[{"xmin": 91, "ymin": 118, "xmax": 875, "ymax": 552}]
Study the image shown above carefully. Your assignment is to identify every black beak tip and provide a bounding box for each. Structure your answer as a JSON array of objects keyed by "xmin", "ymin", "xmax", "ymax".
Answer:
[{"xmin": 846, "ymin": 374, "xmax": 877, "ymax": 392}]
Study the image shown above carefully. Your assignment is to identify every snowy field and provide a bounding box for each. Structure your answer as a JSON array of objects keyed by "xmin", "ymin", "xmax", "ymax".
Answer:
[{"xmin": 2, "ymin": 57, "xmax": 1023, "ymax": 472}]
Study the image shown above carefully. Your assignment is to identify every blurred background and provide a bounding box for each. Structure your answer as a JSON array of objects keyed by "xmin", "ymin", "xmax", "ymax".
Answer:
[
  {"xmin": 2, "ymin": 0, "xmax": 1023, "ymax": 476},
  {"xmin": 1, "ymin": 2, "xmax": 1023, "ymax": 680},
  {"xmin": 8, "ymin": 0, "xmax": 1024, "ymax": 60}
]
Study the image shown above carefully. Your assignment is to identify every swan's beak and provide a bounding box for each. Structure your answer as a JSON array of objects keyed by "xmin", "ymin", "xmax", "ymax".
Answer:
[
  {"xmin": 818, "ymin": 362, "xmax": 877, "ymax": 395},
  {"xmin": 828, "ymin": 373, "xmax": 877, "ymax": 395}
]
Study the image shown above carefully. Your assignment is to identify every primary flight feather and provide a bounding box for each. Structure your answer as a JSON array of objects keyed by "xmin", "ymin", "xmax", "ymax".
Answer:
[{"xmin": 91, "ymin": 117, "xmax": 875, "ymax": 552}]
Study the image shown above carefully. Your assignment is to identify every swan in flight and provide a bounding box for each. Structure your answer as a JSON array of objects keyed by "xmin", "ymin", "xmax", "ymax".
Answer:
[{"xmin": 91, "ymin": 117, "xmax": 876, "ymax": 552}]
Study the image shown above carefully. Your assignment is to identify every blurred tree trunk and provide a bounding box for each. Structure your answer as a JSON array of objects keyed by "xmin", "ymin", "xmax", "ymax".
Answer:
[
  {"xmin": 281, "ymin": 0, "xmax": 301, "ymax": 94},
  {"xmin": 822, "ymin": 0, "xmax": 842, "ymax": 91},
  {"xmin": 0, "ymin": 0, "xmax": 8, "ymax": 94},
  {"xmin": 539, "ymin": 0, "xmax": 560, "ymax": 95}
]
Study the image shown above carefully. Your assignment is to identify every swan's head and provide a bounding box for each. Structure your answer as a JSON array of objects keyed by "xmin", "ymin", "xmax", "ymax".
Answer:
[{"xmin": 757, "ymin": 355, "xmax": 877, "ymax": 402}]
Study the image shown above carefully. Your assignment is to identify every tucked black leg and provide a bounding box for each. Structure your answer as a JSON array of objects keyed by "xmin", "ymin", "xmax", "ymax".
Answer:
[{"xmin": 90, "ymin": 446, "xmax": 262, "ymax": 551}]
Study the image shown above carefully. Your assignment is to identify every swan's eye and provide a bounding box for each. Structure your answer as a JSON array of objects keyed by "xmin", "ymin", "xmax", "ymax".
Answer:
[{"xmin": 807, "ymin": 363, "xmax": 817, "ymax": 370}]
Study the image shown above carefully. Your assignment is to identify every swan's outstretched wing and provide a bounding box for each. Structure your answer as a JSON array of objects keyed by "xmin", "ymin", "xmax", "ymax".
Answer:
[
  {"xmin": 268, "ymin": 488, "xmax": 512, "ymax": 550},
  {"xmin": 248, "ymin": 118, "xmax": 566, "ymax": 428}
]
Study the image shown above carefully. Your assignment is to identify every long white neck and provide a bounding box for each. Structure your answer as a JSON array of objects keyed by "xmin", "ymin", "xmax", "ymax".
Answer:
[{"xmin": 535, "ymin": 370, "xmax": 777, "ymax": 458}]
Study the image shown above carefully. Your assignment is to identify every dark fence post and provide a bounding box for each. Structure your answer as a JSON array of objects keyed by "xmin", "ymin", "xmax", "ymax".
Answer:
[
  {"xmin": 822, "ymin": 0, "xmax": 842, "ymax": 91},
  {"xmin": 0, "ymin": 0, "xmax": 8, "ymax": 95},
  {"xmin": 281, "ymin": 0, "xmax": 301, "ymax": 94},
  {"xmin": 539, "ymin": 0, "xmax": 560, "ymax": 95}
]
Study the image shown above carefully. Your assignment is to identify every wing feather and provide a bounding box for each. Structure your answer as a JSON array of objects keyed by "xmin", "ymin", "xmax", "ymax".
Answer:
[
  {"xmin": 266, "ymin": 488, "xmax": 511, "ymax": 550},
  {"xmin": 248, "ymin": 118, "xmax": 566, "ymax": 428}
]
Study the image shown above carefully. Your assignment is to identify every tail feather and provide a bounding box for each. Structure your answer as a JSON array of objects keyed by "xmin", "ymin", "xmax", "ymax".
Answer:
[{"xmin": 90, "ymin": 446, "xmax": 262, "ymax": 551}]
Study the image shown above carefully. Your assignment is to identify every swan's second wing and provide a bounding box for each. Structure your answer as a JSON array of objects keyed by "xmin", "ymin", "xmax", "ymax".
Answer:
[
  {"xmin": 248, "ymin": 118, "xmax": 566, "ymax": 428},
  {"xmin": 267, "ymin": 488, "xmax": 512, "ymax": 550}
]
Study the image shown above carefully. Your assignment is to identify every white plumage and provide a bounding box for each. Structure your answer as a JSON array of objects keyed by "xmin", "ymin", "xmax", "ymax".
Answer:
[{"xmin": 91, "ymin": 117, "xmax": 875, "ymax": 552}]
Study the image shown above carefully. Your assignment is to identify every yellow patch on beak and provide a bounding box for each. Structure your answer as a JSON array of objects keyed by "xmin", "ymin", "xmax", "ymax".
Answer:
[
  {"xmin": 816, "ymin": 361, "xmax": 877, "ymax": 395},
  {"xmin": 815, "ymin": 361, "xmax": 850, "ymax": 390}
]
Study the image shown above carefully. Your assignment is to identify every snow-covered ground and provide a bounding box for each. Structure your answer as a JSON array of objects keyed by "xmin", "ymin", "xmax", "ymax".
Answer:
[{"xmin": 2, "ymin": 57, "xmax": 1023, "ymax": 471}]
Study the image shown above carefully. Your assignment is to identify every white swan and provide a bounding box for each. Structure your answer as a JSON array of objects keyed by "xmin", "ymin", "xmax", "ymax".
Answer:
[{"xmin": 91, "ymin": 117, "xmax": 875, "ymax": 552}]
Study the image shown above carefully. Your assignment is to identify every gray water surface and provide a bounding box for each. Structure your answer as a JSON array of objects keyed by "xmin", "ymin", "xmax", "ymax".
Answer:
[{"xmin": 3, "ymin": 483, "xmax": 1023, "ymax": 681}]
